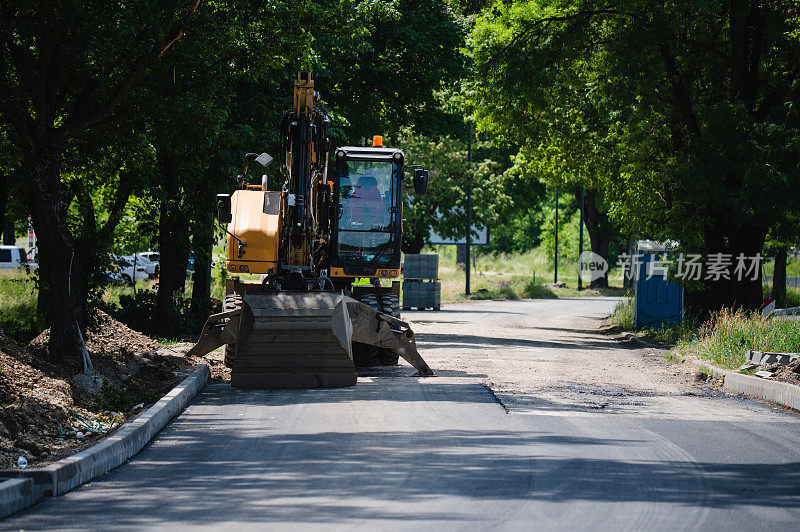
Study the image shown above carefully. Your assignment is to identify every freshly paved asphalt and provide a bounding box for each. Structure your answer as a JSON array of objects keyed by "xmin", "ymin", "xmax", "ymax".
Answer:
[{"xmin": 4, "ymin": 298, "xmax": 800, "ymax": 531}]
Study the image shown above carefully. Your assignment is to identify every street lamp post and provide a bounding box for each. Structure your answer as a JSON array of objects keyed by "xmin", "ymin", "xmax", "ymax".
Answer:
[
  {"xmin": 578, "ymin": 186, "xmax": 584, "ymax": 290},
  {"xmin": 466, "ymin": 122, "xmax": 472, "ymax": 296},
  {"xmin": 554, "ymin": 187, "xmax": 559, "ymax": 283}
]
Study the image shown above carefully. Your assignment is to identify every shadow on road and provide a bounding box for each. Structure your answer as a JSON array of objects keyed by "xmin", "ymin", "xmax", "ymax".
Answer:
[
  {"xmin": 416, "ymin": 332, "xmax": 640, "ymax": 352},
  {"xmin": 11, "ymin": 418, "xmax": 800, "ymax": 527}
]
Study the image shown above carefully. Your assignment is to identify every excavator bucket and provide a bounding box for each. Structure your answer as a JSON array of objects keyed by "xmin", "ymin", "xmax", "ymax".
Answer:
[
  {"xmin": 231, "ymin": 293, "xmax": 356, "ymax": 389},
  {"xmin": 188, "ymin": 291, "xmax": 435, "ymax": 389}
]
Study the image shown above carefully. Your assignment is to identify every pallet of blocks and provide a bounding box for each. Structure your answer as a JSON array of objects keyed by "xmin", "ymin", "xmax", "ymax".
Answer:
[{"xmin": 402, "ymin": 254, "xmax": 441, "ymax": 311}]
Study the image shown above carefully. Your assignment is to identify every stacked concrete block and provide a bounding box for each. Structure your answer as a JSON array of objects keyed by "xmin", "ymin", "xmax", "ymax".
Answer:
[{"xmin": 402, "ymin": 254, "xmax": 441, "ymax": 310}]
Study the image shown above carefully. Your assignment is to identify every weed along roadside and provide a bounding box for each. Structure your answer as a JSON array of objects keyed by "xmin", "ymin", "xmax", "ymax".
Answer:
[{"xmin": 609, "ymin": 296, "xmax": 800, "ymax": 408}]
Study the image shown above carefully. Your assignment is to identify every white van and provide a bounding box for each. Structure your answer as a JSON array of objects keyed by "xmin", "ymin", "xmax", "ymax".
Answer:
[{"xmin": 0, "ymin": 245, "xmax": 37, "ymax": 272}]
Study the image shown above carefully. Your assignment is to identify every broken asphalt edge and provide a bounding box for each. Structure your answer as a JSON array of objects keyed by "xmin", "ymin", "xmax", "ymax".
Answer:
[
  {"xmin": 620, "ymin": 331, "xmax": 800, "ymax": 412},
  {"xmin": 0, "ymin": 363, "xmax": 209, "ymax": 519}
]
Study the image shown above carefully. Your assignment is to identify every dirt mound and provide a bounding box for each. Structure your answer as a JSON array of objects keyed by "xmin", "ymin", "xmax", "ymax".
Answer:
[
  {"xmin": 0, "ymin": 331, "xmax": 107, "ymax": 469},
  {"xmin": 0, "ymin": 312, "xmax": 202, "ymax": 470},
  {"xmin": 29, "ymin": 310, "xmax": 162, "ymax": 359}
]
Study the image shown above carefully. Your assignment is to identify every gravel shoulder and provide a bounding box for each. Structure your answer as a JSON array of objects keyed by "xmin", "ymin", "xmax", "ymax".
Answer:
[{"xmin": 407, "ymin": 297, "xmax": 791, "ymax": 419}]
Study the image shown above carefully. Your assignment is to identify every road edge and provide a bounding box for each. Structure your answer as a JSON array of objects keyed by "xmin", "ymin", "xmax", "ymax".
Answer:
[
  {"xmin": 0, "ymin": 363, "xmax": 209, "ymax": 518},
  {"xmin": 622, "ymin": 332, "xmax": 800, "ymax": 412}
]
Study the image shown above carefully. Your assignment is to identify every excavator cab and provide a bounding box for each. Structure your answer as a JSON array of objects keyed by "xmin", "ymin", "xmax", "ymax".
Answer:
[{"xmin": 330, "ymin": 147, "xmax": 404, "ymax": 282}]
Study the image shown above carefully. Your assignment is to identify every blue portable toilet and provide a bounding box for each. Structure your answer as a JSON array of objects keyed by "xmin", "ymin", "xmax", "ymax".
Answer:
[{"xmin": 634, "ymin": 241, "xmax": 683, "ymax": 329}]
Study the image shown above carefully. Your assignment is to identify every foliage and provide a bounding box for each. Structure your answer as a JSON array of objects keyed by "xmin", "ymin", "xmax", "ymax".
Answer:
[
  {"xmin": 468, "ymin": 0, "xmax": 800, "ymax": 312},
  {"xmin": 675, "ymin": 309, "xmax": 800, "ymax": 369},
  {"xmin": 539, "ymin": 198, "xmax": 581, "ymax": 263},
  {"xmin": 397, "ymin": 130, "xmax": 511, "ymax": 252}
]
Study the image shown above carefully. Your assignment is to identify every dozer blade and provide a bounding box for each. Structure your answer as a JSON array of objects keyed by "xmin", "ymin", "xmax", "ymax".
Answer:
[
  {"xmin": 345, "ymin": 297, "xmax": 436, "ymax": 377},
  {"xmin": 230, "ymin": 292, "xmax": 357, "ymax": 389}
]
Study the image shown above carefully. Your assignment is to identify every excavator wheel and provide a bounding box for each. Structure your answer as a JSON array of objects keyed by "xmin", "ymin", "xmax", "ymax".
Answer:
[
  {"xmin": 352, "ymin": 293, "xmax": 381, "ymax": 367},
  {"xmin": 379, "ymin": 293, "xmax": 401, "ymax": 318},
  {"xmin": 377, "ymin": 293, "xmax": 401, "ymax": 365},
  {"xmin": 222, "ymin": 295, "xmax": 242, "ymax": 368}
]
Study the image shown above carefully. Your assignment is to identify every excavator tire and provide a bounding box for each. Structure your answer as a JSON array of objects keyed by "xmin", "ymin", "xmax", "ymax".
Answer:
[
  {"xmin": 379, "ymin": 293, "xmax": 401, "ymax": 318},
  {"xmin": 222, "ymin": 295, "xmax": 242, "ymax": 368},
  {"xmin": 352, "ymin": 293, "xmax": 381, "ymax": 367},
  {"xmin": 377, "ymin": 293, "xmax": 401, "ymax": 365}
]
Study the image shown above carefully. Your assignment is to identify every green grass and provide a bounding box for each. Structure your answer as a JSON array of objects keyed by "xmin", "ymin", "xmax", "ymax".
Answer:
[
  {"xmin": 675, "ymin": 309, "xmax": 800, "ymax": 369},
  {"xmin": 609, "ymin": 297, "xmax": 635, "ymax": 329},
  {"xmin": 608, "ymin": 296, "xmax": 697, "ymax": 346},
  {"xmin": 761, "ymin": 255, "xmax": 800, "ymax": 278},
  {"xmin": 788, "ymin": 287, "xmax": 800, "ymax": 307},
  {"xmin": 0, "ymin": 271, "xmax": 43, "ymax": 344}
]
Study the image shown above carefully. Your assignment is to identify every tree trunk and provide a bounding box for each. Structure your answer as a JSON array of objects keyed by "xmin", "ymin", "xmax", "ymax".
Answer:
[
  {"xmin": 773, "ymin": 246, "xmax": 788, "ymax": 307},
  {"xmin": 579, "ymin": 189, "xmax": 613, "ymax": 288},
  {"xmin": 155, "ymin": 192, "xmax": 189, "ymax": 337},
  {"xmin": 0, "ymin": 177, "xmax": 13, "ymax": 245},
  {"xmin": 190, "ymin": 212, "xmax": 214, "ymax": 322},
  {"xmin": 622, "ymin": 238, "xmax": 635, "ymax": 289},
  {"xmin": 2, "ymin": 219, "xmax": 13, "ymax": 245},
  {"xmin": 22, "ymin": 143, "xmax": 84, "ymax": 363},
  {"xmin": 684, "ymin": 223, "xmax": 767, "ymax": 322}
]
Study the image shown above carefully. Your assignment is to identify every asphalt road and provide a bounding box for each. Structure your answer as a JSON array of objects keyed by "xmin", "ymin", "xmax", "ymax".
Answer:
[{"xmin": 5, "ymin": 298, "xmax": 800, "ymax": 531}]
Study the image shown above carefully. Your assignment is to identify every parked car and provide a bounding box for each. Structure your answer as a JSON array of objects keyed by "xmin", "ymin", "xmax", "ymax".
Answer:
[
  {"xmin": 0, "ymin": 245, "xmax": 38, "ymax": 273},
  {"xmin": 113, "ymin": 257, "xmax": 148, "ymax": 285},
  {"xmin": 123, "ymin": 254, "xmax": 158, "ymax": 279},
  {"xmin": 99, "ymin": 270, "xmax": 125, "ymax": 286},
  {"xmin": 138, "ymin": 251, "xmax": 160, "ymax": 265}
]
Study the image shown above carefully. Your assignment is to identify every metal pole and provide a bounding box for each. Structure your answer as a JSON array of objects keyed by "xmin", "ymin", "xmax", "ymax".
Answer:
[
  {"xmin": 466, "ymin": 121, "xmax": 472, "ymax": 296},
  {"xmin": 554, "ymin": 187, "xmax": 559, "ymax": 283},
  {"xmin": 133, "ymin": 250, "xmax": 137, "ymax": 294},
  {"xmin": 578, "ymin": 186, "xmax": 584, "ymax": 290}
]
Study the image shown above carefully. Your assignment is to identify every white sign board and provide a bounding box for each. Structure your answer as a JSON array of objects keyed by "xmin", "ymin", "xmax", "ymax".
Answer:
[{"xmin": 428, "ymin": 225, "xmax": 489, "ymax": 246}]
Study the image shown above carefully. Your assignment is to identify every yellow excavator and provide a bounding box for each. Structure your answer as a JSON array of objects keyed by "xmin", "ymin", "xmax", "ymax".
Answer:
[{"xmin": 188, "ymin": 72, "xmax": 435, "ymax": 389}]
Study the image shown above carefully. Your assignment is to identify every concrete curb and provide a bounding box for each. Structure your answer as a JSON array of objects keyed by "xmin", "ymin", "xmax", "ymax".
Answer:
[
  {"xmin": 611, "ymin": 330, "xmax": 800, "ymax": 412},
  {"xmin": 720, "ymin": 370, "xmax": 800, "ymax": 411},
  {"xmin": 0, "ymin": 478, "xmax": 35, "ymax": 518},
  {"xmin": 0, "ymin": 363, "xmax": 209, "ymax": 516},
  {"xmin": 690, "ymin": 359, "xmax": 800, "ymax": 412}
]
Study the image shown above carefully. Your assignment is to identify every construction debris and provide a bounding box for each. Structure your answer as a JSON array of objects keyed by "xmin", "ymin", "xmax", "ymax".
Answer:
[{"xmin": 0, "ymin": 311, "xmax": 199, "ymax": 470}]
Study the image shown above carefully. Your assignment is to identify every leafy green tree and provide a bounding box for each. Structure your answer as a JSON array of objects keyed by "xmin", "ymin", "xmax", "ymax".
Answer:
[
  {"xmin": 397, "ymin": 130, "xmax": 511, "ymax": 253},
  {"xmin": 470, "ymin": 0, "xmax": 800, "ymax": 315},
  {"xmin": 0, "ymin": 0, "xmax": 201, "ymax": 360}
]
